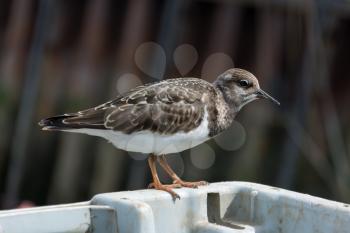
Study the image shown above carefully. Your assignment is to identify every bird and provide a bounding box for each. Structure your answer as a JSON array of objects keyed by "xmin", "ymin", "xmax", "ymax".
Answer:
[{"xmin": 39, "ymin": 68, "xmax": 279, "ymax": 200}]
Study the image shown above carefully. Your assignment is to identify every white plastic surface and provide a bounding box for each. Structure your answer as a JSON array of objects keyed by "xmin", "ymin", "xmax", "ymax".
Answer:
[
  {"xmin": 92, "ymin": 182, "xmax": 350, "ymax": 233},
  {"xmin": 0, "ymin": 202, "xmax": 117, "ymax": 233},
  {"xmin": 0, "ymin": 182, "xmax": 349, "ymax": 233}
]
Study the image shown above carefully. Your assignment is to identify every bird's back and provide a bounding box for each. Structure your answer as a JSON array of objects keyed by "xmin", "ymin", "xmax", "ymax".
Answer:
[
  {"xmin": 39, "ymin": 77, "xmax": 224, "ymax": 154},
  {"xmin": 39, "ymin": 77, "xmax": 217, "ymax": 135}
]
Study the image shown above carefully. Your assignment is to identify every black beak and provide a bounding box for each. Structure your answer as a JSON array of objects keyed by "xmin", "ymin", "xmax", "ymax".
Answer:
[{"xmin": 256, "ymin": 89, "xmax": 280, "ymax": 105}]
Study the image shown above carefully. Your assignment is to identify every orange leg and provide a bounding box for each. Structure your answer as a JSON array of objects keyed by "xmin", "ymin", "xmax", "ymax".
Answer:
[
  {"xmin": 147, "ymin": 154, "xmax": 181, "ymax": 200},
  {"xmin": 158, "ymin": 155, "xmax": 208, "ymax": 188}
]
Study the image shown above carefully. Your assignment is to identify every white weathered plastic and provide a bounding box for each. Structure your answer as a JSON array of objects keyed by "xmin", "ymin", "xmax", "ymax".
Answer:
[
  {"xmin": 0, "ymin": 202, "xmax": 117, "ymax": 233},
  {"xmin": 91, "ymin": 182, "xmax": 350, "ymax": 233},
  {"xmin": 0, "ymin": 182, "xmax": 349, "ymax": 233}
]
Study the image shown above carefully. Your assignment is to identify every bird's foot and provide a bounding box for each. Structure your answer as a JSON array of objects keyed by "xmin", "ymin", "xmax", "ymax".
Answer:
[
  {"xmin": 173, "ymin": 180, "xmax": 208, "ymax": 188},
  {"xmin": 148, "ymin": 182, "xmax": 181, "ymax": 200}
]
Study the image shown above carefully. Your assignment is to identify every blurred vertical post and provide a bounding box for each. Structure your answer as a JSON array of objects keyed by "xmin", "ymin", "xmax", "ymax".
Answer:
[
  {"xmin": 4, "ymin": 0, "xmax": 52, "ymax": 208},
  {"xmin": 148, "ymin": 0, "xmax": 184, "ymax": 80}
]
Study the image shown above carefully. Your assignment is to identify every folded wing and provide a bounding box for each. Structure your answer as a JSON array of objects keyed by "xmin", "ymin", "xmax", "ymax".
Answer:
[{"xmin": 39, "ymin": 79, "xmax": 206, "ymax": 135}]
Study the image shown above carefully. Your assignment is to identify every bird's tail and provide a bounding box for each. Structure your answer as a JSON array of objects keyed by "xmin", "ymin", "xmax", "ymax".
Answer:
[{"xmin": 38, "ymin": 115, "xmax": 75, "ymax": 131}]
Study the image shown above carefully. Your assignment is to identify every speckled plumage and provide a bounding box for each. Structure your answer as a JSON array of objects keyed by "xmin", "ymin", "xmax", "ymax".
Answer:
[
  {"xmin": 39, "ymin": 68, "xmax": 280, "ymax": 154},
  {"xmin": 40, "ymin": 77, "xmax": 236, "ymax": 138}
]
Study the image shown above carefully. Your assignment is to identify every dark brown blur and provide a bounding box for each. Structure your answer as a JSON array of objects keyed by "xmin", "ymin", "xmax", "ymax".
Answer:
[{"xmin": 0, "ymin": 0, "xmax": 350, "ymax": 209}]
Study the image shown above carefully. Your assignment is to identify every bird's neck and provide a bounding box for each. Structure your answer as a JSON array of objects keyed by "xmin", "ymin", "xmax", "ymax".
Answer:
[
  {"xmin": 216, "ymin": 95, "xmax": 237, "ymax": 133},
  {"xmin": 213, "ymin": 80, "xmax": 242, "ymax": 112},
  {"xmin": 207, "ymin": 87, "xmax": 237, "ymax": 137}
]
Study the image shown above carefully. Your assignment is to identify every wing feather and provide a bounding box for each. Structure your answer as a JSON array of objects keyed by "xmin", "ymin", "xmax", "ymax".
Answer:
[
  {"xmin": 105, "ymin": 83, "xmax": 206, "ymax": 134},
  {"xmin": 50, "ymin": 78, "xmax": 210, "ymax": 134}
]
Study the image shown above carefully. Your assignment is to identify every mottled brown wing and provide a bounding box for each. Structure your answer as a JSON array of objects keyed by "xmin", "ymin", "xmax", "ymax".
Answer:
[
  {"xmin": 60, "ymin": 79, "xmax": 206, "ymax": 134},
  {"xmin": 104, "ymin": 84, "xmax": 205, "ymax": 134}
]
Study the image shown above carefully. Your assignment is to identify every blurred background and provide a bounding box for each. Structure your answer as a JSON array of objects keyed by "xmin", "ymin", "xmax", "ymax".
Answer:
[{"xmin": 0, "ymin": 0, "xmax": 350, "ymax": 209}]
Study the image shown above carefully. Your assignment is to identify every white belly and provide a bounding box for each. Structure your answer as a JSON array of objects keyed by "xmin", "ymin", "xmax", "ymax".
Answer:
[{"xmin": 66, "ymin": 111, "xmax": 210, "ymax": 155}]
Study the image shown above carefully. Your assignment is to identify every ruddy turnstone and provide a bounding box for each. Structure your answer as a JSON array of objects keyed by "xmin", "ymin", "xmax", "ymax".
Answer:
[{"xmin": 39, "ymin": 68, "xmax": 279, "ymax": 199}]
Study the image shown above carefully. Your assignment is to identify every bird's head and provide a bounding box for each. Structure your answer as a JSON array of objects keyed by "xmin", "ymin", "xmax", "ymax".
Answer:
[{"xmin": 214, "ymin": 68, "xmax": 280, "ymax": 111}]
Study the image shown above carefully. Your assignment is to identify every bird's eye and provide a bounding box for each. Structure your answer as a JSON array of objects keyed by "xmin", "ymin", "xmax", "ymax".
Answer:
[{"xmin": 238, "ymin": 79, "xmax": 249, "ymax": 87}]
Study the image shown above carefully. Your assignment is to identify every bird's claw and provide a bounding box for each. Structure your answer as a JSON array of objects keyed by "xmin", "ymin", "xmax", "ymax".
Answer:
[
  {"xmin": 147, "ymin": 180, "xmax": 207, "ymax": 200},
  {"xmin": 148, "ymin": 182, "xmax": 181, "ymax": 200},
  {"xmin": 148, "ymin": 182, "xmax": 181, "ymax": 189},
  {"xmin": 173, "ymin": 180, "xmax": 208, "ymax": 188}
]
